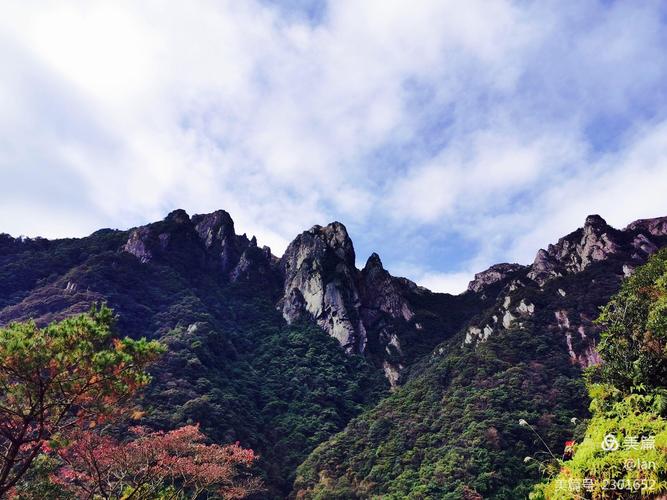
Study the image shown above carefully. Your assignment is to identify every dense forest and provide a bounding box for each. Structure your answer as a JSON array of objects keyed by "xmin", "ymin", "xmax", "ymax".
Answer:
[{"xmin": 0, "ymin": 210, "xmax": 666, "ymax": 498}]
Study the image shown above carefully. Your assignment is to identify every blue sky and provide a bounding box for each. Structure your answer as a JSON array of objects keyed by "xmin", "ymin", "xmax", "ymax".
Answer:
[{"xmin": 2, "ymin": 1, "xmax": 667, "ymax": 292}]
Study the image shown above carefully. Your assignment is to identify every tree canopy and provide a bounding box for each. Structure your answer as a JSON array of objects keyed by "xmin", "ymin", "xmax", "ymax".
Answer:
[{"xmin": 0, "ymin": 305, "xmax": 164, "ymax": 496}]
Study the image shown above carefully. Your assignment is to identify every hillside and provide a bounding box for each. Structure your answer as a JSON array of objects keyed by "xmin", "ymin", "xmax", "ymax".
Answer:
[
  {"xmin": 1, "ymin": 210, "xmax": 666, "ymax": 498},
  {"xmin": 0, "ymin": 209, "xmax": 482, "ymax": 496},
  {"xmin": 292, "ymin": 215, "xmax": 667, "ymax": 498}
]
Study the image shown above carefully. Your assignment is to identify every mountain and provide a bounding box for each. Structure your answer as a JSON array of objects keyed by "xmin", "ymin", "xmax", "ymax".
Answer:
[
  {"xmin": 1, "ymin": 210, "xmax": 666, "ymax": 498},
  {"xmin": 292, "ymin": 214, "xmax": 667, "ymax": 499},
  {"xmin": 0, "ymin": 209, "xmax": 479, "ymax": 496}
]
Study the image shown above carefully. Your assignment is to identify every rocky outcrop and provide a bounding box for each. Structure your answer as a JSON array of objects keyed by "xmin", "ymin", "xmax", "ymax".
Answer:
[
  {"xmin": 124, "ymin": 226, "xmax": 153, "ymax": 263},
  {"xmin": 359, "ymin": 253, "xmax": 414, "ymax": 324},
  {"xmin": 625, "ymin": 216, "xmax": 667, "ymax": 237},
  {"xmin": 278, "ymin": 226, "xmax": 422, "ymax": 383},
  {"xmin": 120, "ymin": 210, "xmax": 667, "ymax": 379},
  {"xmin": 526, "ymin": 214, "xmax": 667, "ymax": 286},
  {"xmin": 124, "ymin": 209, "xmax": 200, "ymax": 264},
  {"xmin": 122, "ymin": 212, "xmax": 426, "ymax": 381},
  {"xmin": 527, "ymin": 215, "xmax": 621, "ymax": 284},
  {"xmin": 192, "ymin": 210, "xmax": 248, "ymax": 274},
  {"xmin": 123, "ymin": 209, "xmax": 274, "ymax": 283},
  {"xmin": 467, "ymin": 263, "xmax": 526, "ymax": 293},
  {"xmin": 464, "ymin": 214, "xmax": 667, "ymax": 368},
  {"xmin": 280, "ymin": 223, "xmax": 367, "ymax": 353},
  {"xmin": 230, "ymin": 243, "xmax": 276, "ymax": 284}
]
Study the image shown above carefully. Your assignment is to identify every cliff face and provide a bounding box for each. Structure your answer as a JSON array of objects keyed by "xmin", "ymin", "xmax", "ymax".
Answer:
[
  {"xmin": 123, "ymin": 209, "xmax": 277, "ymax": 285},
  {"xmin": 278, "ymin": 224, "xmax": 440, "ymax": 384},
  {"xmin": 280, "ymin": 222, "xmax": 367, "ymax": 353}
]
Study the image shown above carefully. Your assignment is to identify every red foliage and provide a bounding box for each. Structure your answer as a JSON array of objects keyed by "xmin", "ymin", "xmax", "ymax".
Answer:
[
  {"xmin": 53, "ymin": 425, "xmax": 261, "ymax": 499},
  {"xmin": 0, "ymin": 307, "xmax": 163, "ymax": 495}
]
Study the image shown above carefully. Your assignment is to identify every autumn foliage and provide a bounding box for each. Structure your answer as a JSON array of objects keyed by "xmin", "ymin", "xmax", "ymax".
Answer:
[
  {"xmin": 0, "ymin": 305, "xmax": 164, "ymax": 495},
  {"xmin": 53, "ymin": 424, "xmax": 261, "ymax": 499}
]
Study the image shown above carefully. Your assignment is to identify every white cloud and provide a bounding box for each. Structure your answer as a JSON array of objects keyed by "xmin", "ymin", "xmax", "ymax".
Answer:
[
  {"xmin": 0, "ymin": 1, "xmax": 666, "ymax": 292},
  {"xmin": 415, "ymin": 271, "xmax": 473, "ymax": 296}
]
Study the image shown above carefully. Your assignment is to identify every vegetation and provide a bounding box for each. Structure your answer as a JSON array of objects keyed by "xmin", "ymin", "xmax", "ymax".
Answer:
[
  {"xmin": 0, "ymin": 223, "xmax": 388, "ymax": 497},
  {"xmin": 51, "ymin": 425, "xmax": 260, "ymax": 499},
  {"xmin": 292, "ymin": 261, "xmax": 631, "ymax": 499},
  {"xmin": 0, "ymin": 305, "xmax": 163, "ymax": 496},
  {"xmin": 293, "ymin": 320, "xmax": 587, "ymax": 498},
  {"xmin": 531, "ymin": 249, "xmax": 667, "ymax": 499},
  {"xmin": 4, "ymin": 215, "xmax": 666, "ymax": 498},
  {"xmin": 1, "ymin": 308, "xmax": 262, "ymax": 499}
]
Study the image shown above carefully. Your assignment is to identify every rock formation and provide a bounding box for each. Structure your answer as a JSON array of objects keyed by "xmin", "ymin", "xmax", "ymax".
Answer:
[{"xmin": 279, "ymin": 222, "xmax": 367, "ymax": 353}]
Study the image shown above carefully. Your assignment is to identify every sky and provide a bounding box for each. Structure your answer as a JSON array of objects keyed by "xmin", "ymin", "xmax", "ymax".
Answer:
[{"xmin": 1, "ymin": 0, "xmax": 667, "ymax": 293}]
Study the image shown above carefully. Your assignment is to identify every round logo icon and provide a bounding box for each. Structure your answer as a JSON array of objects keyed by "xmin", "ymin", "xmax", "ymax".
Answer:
[{"xmin": 601, "ymin": 433, "xmax": 619, "ymax": 451}]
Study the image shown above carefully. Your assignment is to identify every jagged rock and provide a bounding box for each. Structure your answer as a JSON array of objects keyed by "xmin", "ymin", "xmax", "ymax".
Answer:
[
  {"xmin": 555, "ymin": 310, "xmax": 570, "ymax": 329},
  {"xmin": 465, "ymin": 326, "xmax": 482, "ymax": 344},
  {"xmin": 123, "ymin": 209, "xmax": 201, "ymax": 264},
  {"xmin": 115, "ymin": 209, "xmax": 667, "ymax": 385},
  {"xmin": 229, "ymin": 245, "xmax": 275, "ymax": 283},
  {"xmin": 359, "ymin": 253, "xmax": 414, "ymax": 324},
  {"xmin": 278, "ymin": 227, "xmax": 419, "ymax": 370},
  {"xmin": 527, "ymin": 249, "xmax": 560, "ymax": 284},
  {"xmin": 526, "ymin": 214, "xmax": 667, "ymax": 288},
  {"xmin": 528, "ymin": 215, "xmax": 620, "ymax": 285},
  {"xmin": 124, "ymin": 226, "xmax": 153, "ymax": 263},
  {"xmin": 516, "ymin": 299, "xmax": 534, "ymax": 316},
  {"xmin": 192, "ymin": 210, "xmax": 245, "ymax": 274},
  {"xmin": 280, "ymin": 222, "xmax": 367, "ymax": 353},
  {"xmin": 467, "ymin": 263, "xmax": 525, "ymax": 293},
  {"xmin": 166, "ymin": 208, "xmax": 190, "ymax": 225},
  {"xmin": 122, "ymin": 209, "xmax": 274, "ymax": 284},
  {"xmin": 282, "ymin": 288, "xmax": 307, "ymax": 320},
  {"xmin": 625, "ymin": 216, "xmax": 667, "ymax": 236},
  {"xmin": 502, "ymin": 310, "xmax": 515, "ymax": 328},
  {"xmin": 632, "ymin": 233, "xmax": 658, "ymax": 256},
  {"xmin": 382, "ymin": 361, "xmax": 402, "ymax": 388}
]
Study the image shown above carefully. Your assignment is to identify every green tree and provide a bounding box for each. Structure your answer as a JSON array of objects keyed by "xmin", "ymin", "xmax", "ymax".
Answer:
[
  {"xmin": 0, "ymin": 305, "xmax": 164, "ymax": 496},
  {"xmin": 532, "ymin": 250, "xmax": 667, "ymax": 499},
  {"xmin": 593, "ymin": 247, "xmax": 667, "ymax": 396}
]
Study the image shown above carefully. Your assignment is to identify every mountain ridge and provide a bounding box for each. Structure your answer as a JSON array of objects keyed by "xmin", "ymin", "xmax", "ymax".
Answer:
[{"xmin": 2, "ymin": 210, "xmax": 667, "ymax": 498}]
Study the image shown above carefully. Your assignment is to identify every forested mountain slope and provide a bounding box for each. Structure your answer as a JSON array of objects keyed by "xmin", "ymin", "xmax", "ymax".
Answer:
[
  {"xmin": 0, "ymin": 209, "xmax": 482, "ymax": 496},
  {"xmin": 292, "ymin": 215, "xmax": 667, "ymax": 499},
  {"xmin": 1, "ymin": 210, "xmax": 665, "ymax": 498}
]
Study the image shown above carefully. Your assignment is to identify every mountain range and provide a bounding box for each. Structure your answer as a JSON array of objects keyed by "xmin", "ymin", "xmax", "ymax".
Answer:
[{"xmin": 1, "ymin": 209, "xmax": 666, "ymax": 498}]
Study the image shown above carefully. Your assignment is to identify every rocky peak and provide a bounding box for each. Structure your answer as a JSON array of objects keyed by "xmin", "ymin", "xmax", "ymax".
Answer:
[
  {"xmin": 192, "ymin": 210, "xmax": 235, "ymax": 247},
  {"xmin": 625, "ymin": 216, "xmax": 667, "ymax": 237},
  {"xmin": 364, "ymin": 252, "xmax": 383, "ymax": 271},
  {"xmin": 280, "ymin": 231, "xmax": 421, "ymax": 382},
  {"xmin": 584, "ymin": 214, "xmax": 607, "ymax": 228},
  {"xmin": 359, "ymin": 253, "xmax": 413, "ymax": 321},
  {"xmin": 124, "ymin": 210, "xmax": 197, "ymax": 263},
  {"xmin": 467, "ymin": 263, "xmax": 526, "ymax": 293},
  {"xmin": 526, "ymin": 214, "xmax": 667, "ymax": 287},
  {"xmin": 124, "ymin": 226, "xmax": 154, "ymax": 263},
  {"xmin": 123, "ymin": 209, "xmax": 274, "ymax": 282},
  {"xmin": 165, "ymin": 208, "xmax": 191, "ymax": 225},
  {"xmin": 190, "ymin": 210, "xmax": 251, "ymax": 275},
  {"xmin": 280, "ymin": 222, "xmax": 366, "ymax": 353},
  {"xmin": 528, "ymin": 214, "xmax": 620, "ymax": 284},
  {"xmin": 229, "ymin": 244, "xmax": 278, "ymax": 284},
  {"xmin": 306, "ymin": 222, "xmax": 356, "ymax": 266}
]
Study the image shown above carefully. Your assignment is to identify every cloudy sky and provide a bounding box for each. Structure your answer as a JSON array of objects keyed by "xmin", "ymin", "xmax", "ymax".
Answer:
[{"xmin": 2, "ymin": 1, "xmax": 667, "ymax": 293}]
